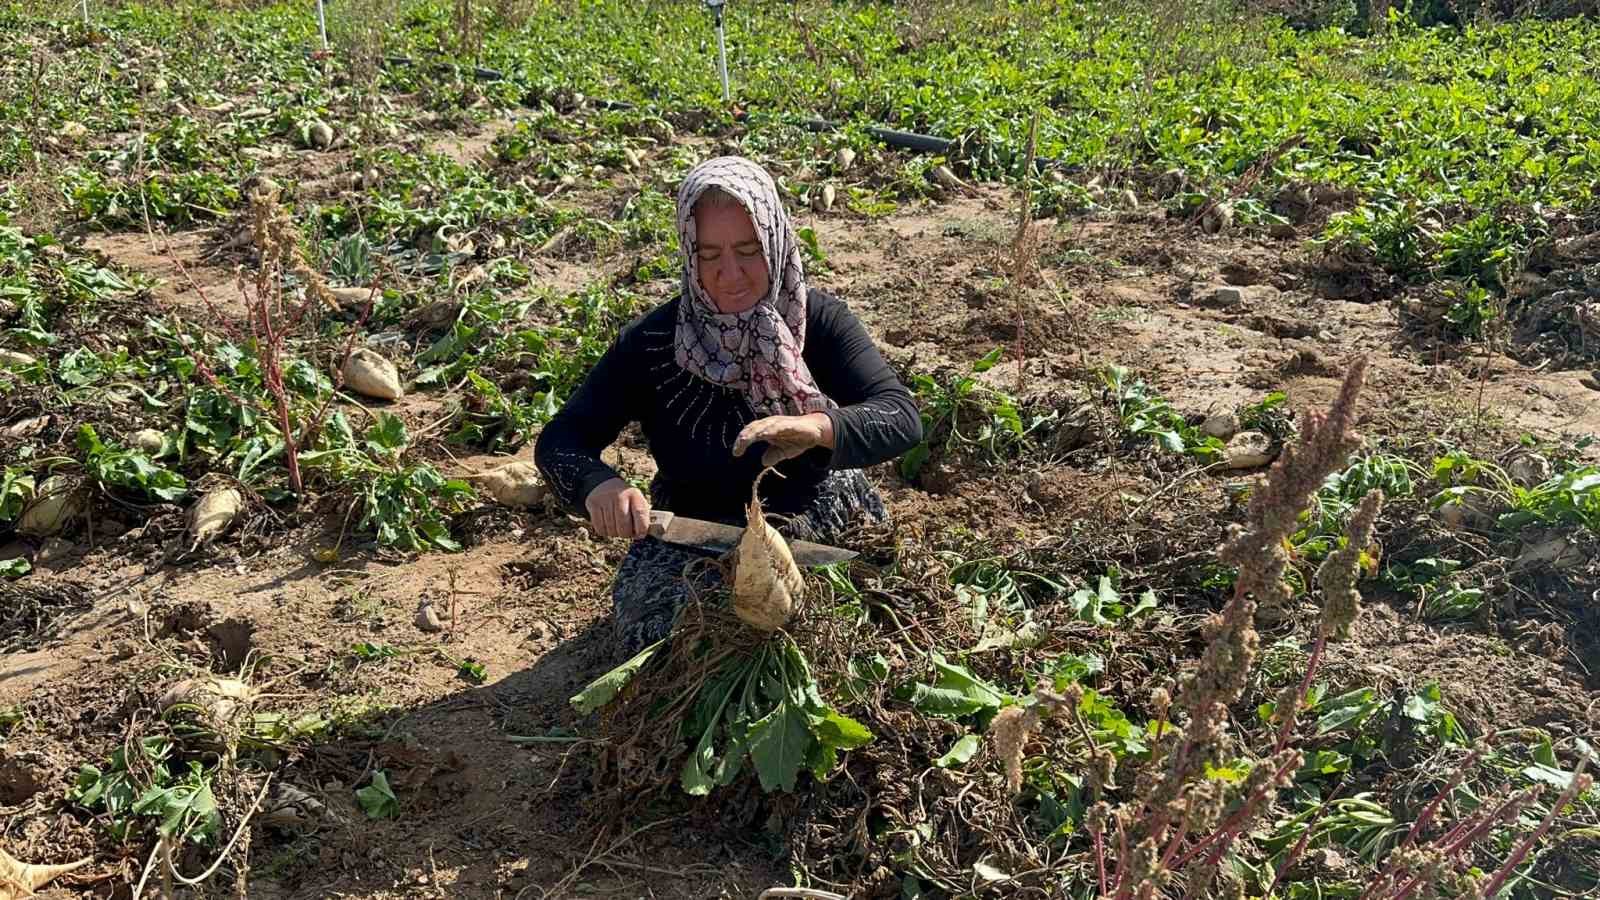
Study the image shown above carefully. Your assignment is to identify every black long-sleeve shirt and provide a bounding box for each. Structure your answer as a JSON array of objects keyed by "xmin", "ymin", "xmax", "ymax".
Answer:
[{"xmin": 534, "ymin": 287, "xmax": 922, "ymax": 524}]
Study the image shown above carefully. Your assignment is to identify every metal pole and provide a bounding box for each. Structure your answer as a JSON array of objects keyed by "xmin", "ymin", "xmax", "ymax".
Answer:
[
  {"xmin": 316, "ymin": 0, "xmax": 329, "ymax": 52},
  {"xmin": 714, "ymin": 5, "xmax": 729, "ymax": 103}
]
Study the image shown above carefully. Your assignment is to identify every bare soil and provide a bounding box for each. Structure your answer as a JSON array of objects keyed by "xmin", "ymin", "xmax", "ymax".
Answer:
[{"xmin": 4, "ymin": 123, "xmax": 1599, "ymax": 899}]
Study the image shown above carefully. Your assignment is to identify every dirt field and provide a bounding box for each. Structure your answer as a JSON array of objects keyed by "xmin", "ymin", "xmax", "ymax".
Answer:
[{"xmin": 5, "ymin": 87, "xmax": 1600, "ymax": 900}]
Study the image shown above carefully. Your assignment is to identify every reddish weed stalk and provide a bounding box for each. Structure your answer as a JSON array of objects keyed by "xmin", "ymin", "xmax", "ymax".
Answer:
[
  {"xmin": 1067, "ymin": 355, "xmax": 1594, "ymax": 898},
  {"xmin": 158, "ymin": 179, "xmax": 379, "ymax": 496}
]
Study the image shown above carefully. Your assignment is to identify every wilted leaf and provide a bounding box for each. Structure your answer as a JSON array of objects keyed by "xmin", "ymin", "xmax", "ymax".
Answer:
[
  {"xmin": 570, "ymin": 641, "xmax": 660, "ymax": 714},
  {"xmin": 934, "ymin": 734, "xmax": 981, "ymax": 768}
]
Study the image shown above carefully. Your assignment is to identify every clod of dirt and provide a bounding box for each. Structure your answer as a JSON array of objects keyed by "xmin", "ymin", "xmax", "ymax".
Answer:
[
  {"xmin": 34, "ymin": 537, "xmax": 76, "ymax": 565},
  {"xmin": 1507, "ymin": 451, "xmax": 1553, "ymax": 488},
  {"xmin": 0, "ymin": 349, "xmax": 37, "ymax": 368},
  {"xmin": 0, "ymin": 751, "xmax": 47, "ymax": 805},
  {"xmin": 341, "ymin": 348, "xmax": 403, "ymax": 401},
  {"xmin": 1224, "ymin": 431, "xmax": 1276, "ymax": 469},
  {"xmin": 132, "ymin": 428, "xmax": 164, "ymax": 454},
  {"xmin": 2, "ymin": 416, "xmax": 47, "ymax": 440},
  {"xmin": 18, "ymin": 476, "xmax": 84, "ymax": 538},
  {"xmin": 259, "ymin": 782, "xmax": 326, "ymax": 832},
  {"xmin": 1434, "ymin": 495, "xmax": 1497, "ymax": 531},
  {"xmin": 188, "ymin": 486, "xmax": 243, "ymax": 546},
  {"xmin": 415, "ymin": 599, "xmax": 443, "ymax": 633},
  {"xmin": 0, "ymin": 847, "xmax": 91, "ymax": 899},
  {"xmin": 406, "ymin": 299, "xmax": 461, "ymax": 331},
  {"xmin": 159, "ymin": 676, "xmax": 254, "ymax": 725},
  {"xmin": 732, "ymin": 475, "xmax": 802, "ymax": 632},
  {"xmin": 1514, "ymin": 531, "xmax": 1587, "ymax": 573},
  {"xmin": 472, "ymin": 461, "xmax": 547, "ymax": 508},
  {"xmin": 1202, "ymin": 411, "xmax": 1239, "ymax": 440},
  {"xmin": 835, "ymin": 147, "xmax": 856, "ymax": 172},
  {"xmin": 1210, "ymin": 285, "xmax": 1245, "ymax": 308},
  {"xmin": 1201, "ymin": 201, "xmax": 1234, "ymax": 234}
]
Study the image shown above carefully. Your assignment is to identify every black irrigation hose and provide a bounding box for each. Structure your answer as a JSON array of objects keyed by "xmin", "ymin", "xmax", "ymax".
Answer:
[
  {"xmin": 799, "ymin": 117, "xmax": 954, "ymax": 155},
  {"xmin": 373, "ymin": 53, "xmax": 1083, "ymax": 176},
  {"xmin": 381, "ymin": 54, "xmax": 507, "ymax": 85}
]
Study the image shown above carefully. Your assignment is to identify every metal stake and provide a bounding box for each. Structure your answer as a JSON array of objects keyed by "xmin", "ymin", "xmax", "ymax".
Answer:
[
  {"xmin": 316, "ymin": 0, "xmax": 329, "ymax": 52},
  {"xmin": 709, "ymin": 0, "xmax": 729, "ymax": 103}
]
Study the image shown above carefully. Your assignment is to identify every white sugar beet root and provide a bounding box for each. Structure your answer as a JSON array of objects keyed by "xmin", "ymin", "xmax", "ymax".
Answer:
[
  {"xmin": 731, "ymin": 472, "xmax": 804, "ymax": 633},
  {"xmin": 0, "ymin": 847, "xmax": 92, "ymax": 899},
  {"xmin": 189, "ymin": 486, "xmax": 243, "ymax": 546},
  {"xmin": 472, "ymin": 461, "xmax": 547, "ymax": 508},
  {"xmin": 341, "ymin": 348, "xmax": 403, "ymax": 400},
  {"xmin": 19, "ymin": 476, "xmax": 83, "ymax": 537}
]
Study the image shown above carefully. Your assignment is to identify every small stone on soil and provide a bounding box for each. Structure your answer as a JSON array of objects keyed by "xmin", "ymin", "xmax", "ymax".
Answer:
[
  {"xmin": 1211, "ymin": 286, "xmax": 1245, "ymax": 308},
  {"xmin": 1507, "ymin": 452, "xmax": 1552, "ymax": 487},
  {"xmin": 35, "ymin": 537, "xmax": 77, "ymax": 564},
  {"xmin": 415, "ymin": 599, "xmax": 443, "ymax": 633},
  {"xmin": 1202, "ymin": 411, "xmax": 1239, "ymax": 439}
]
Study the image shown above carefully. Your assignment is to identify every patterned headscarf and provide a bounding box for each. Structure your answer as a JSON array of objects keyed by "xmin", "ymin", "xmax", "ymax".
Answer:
[{"xmin": 673, "ymin": 156, "xmax": 834, "ymax": 418}]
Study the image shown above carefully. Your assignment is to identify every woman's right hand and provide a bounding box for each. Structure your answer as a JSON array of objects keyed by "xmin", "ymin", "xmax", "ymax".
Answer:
[{"xmin": 585, "ymin": 477, "xmax": 651, "ymax": 539}]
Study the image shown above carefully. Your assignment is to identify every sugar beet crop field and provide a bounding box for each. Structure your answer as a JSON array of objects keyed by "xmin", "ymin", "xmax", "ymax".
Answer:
[{"xmin": 3, "ymin": 1, "xmax": 1600, "ymax": 898}]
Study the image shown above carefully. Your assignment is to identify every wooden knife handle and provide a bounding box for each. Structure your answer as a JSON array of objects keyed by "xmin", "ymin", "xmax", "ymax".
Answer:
[{"xmin": 646, "ymin": 510, "xmax": 673, "ymax": 539}]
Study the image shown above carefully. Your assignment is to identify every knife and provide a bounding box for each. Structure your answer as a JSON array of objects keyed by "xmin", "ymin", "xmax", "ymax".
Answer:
[{"xmin": 646, "ymin": 510, "xmax": 857, "ymax": 566}]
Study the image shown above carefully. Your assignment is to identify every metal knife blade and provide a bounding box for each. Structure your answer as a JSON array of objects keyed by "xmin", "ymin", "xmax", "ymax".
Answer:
[{"xmin": 647, "ymin": 510, "xmax": 857, "ymax": 566}]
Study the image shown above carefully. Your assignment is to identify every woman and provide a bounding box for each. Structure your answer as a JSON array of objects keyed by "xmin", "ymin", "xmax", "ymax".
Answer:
[{"xmin": 534, "ymin": 155, "xmax": 923, "ymax": 655}]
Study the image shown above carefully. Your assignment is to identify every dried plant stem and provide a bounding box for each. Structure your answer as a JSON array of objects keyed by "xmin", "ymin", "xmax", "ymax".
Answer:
[
  {"xmin": 1266, "ymin": 777, "xmax": 1347, "ymax": 897},
  {"xmin": 1477, "ymin": 761, "xmax": 1592, "ymax": 899},
  {"xmin": 1093, "ymin": 828, "xmax": 1108, "ymax": 897},
  {"xmin": 1172, "ymin": 752, "xmax": 1300, "ymax": 872},
  {"xmin": 1106, "ymin": 359, "xmax": 1369, "ymax": 900},
  {"xmin": 1397, "ymin": 745, "xmax": 1487, "ymax": 852},
  {"xmin": 1275, "ymin": 633, "xmax": 1325, "ymax": 753}
]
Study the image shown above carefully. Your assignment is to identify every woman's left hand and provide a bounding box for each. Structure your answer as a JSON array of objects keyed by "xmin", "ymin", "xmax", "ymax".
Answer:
[{"xmin": 733, "ymin": 413, "xmax": 835, "ymax": 467}]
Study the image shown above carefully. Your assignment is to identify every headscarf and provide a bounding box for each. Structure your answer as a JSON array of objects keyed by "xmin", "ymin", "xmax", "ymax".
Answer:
[{"xmin": 673, "ymin": 156, "xmax": 834, "ymax": 418}]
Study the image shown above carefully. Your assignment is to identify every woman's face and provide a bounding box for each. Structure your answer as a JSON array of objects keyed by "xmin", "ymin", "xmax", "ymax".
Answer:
[{"xmin": 693, "ymin": 200, "xmax": 769, "ymax": 314}]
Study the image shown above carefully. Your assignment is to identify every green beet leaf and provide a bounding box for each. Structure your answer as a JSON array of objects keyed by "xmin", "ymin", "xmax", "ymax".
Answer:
[
  {"xmin": 570, "ymin": 640, "xmax": 661, "ymax": 715},
  {"xmin": 745, "ymin": 700, "xmax": 813, "ymax": 793}
]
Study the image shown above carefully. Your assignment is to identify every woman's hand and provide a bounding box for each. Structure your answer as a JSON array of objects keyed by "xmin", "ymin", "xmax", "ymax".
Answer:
[
  {"xmin": 585, "ymin": 477, "xmax": 650, "ymax": 539},
  {"xmin": 733, "ymin": 412, "xmax": 836, "ymax": 467}
]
